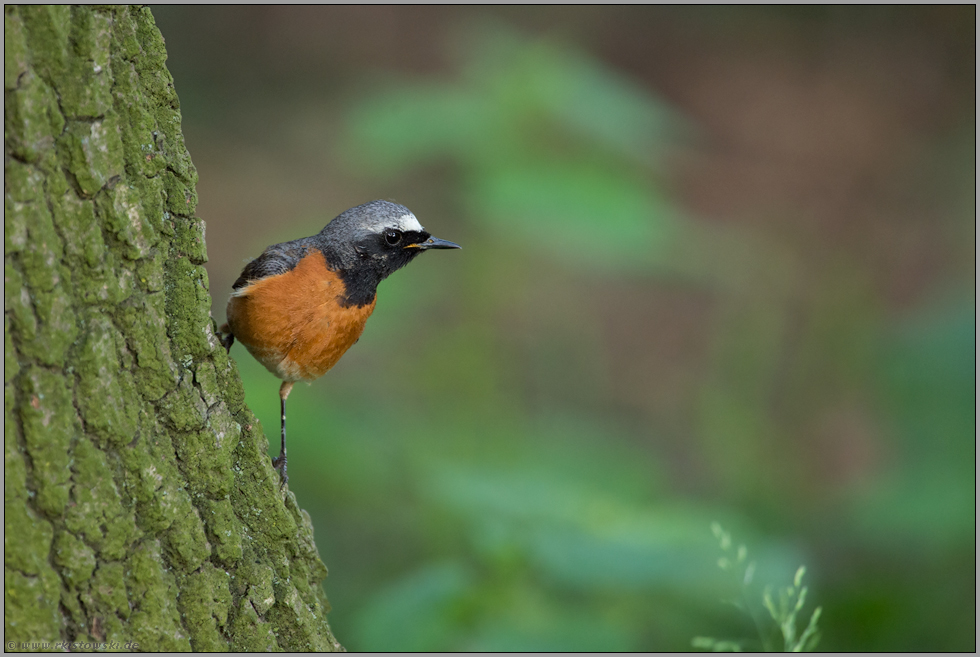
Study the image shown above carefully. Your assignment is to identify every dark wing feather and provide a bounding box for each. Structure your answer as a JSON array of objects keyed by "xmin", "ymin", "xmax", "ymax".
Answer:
[{"xmin": 231, "ymin": 239, "xmax": 313, "ymax": 290}]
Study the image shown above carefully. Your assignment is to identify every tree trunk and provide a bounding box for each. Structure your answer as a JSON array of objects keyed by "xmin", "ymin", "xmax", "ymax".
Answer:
[{"xmin": 4, "ymin": 5, "xmax": 342, "ymax": 651}]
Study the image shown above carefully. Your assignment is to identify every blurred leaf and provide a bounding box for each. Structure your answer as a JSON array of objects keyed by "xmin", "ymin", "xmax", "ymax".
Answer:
[
  {"xmin": 467, "ymin": 601, "xmax": 635, "ymax": 652},
  {"xmin": 854, "ymin": 297, "xmax": 975, "ymax": 546},
  {"xmin": 469, "ymin": 26, "xmax": 686, "ymax": 165},
  {"xmin": 352, "ymin": 561, "xmax": 474, "ymax": 651},
  {"xmin": 469, "ymin": 159, "xmax": 680, "ymax": 267},
  {"xmin": 423, "ymin": 462, "xmax": 798, "ymax": 595},
  {"xmin": 236, "ymin": 353, "xmax": 411, "ymax": 506},
  {"xmin": 345, "ymin": 21, "xmax": 690, "ymax": 271},
  {"xmin": 525, "ymin": 522, "xmax": 718, "ymax": 591},
  {"xmin": 347, "ymin": 86, "xmax": 490, "ymax": 172}
]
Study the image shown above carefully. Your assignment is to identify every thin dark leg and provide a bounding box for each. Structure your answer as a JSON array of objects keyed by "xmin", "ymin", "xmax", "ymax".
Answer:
[{"xmin": 272, "ymin": 381, "xmax": 293, "ymax": 488}]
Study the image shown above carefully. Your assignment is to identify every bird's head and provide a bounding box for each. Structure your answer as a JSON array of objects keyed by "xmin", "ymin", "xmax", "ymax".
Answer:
[{"xmin": 318, "ymin": 200, "xmax": 460, "ymax": 297}]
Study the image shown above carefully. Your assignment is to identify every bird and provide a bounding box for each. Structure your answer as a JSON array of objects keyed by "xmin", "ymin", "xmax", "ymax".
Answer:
[{"xmin": 219, "ymin": 200, "xmax": 460, "ymax": 487}]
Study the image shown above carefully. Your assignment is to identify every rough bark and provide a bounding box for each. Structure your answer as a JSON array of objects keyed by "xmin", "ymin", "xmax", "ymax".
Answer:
[{"xmin": 4, "ymin": 5, "xmax": 342, "ymax": 651}]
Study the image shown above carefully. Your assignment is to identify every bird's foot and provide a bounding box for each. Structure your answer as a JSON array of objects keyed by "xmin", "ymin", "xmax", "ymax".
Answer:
[
  {"xmin": 218, "ymin": 323, "xmax": 235, "ymax": 353},
  {"xmin": 272, "ymin": 455, "xmax": 288, "ymax": 489}
]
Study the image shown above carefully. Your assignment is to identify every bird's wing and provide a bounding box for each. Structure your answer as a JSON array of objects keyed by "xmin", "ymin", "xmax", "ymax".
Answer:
[{"xmin": 231, "ymin": 239, "xmax": 313, "ymax": 290}]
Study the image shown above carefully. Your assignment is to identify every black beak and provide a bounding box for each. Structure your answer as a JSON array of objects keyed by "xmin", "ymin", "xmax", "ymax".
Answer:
[{"xmin": 410, "ymin": 236, "xmax": 461, "ymax": 250}]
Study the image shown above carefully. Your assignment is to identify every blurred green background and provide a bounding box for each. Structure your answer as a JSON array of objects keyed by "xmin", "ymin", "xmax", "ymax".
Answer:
[{"xmin": 152, "ymin": 6, "xmax": 975, "ymax": 651}]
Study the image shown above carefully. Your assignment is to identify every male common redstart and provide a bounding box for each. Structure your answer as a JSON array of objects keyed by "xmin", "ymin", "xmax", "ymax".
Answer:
[{"xmin": 219, "ymin": 200, "xmax": 460, "ymax": 486}]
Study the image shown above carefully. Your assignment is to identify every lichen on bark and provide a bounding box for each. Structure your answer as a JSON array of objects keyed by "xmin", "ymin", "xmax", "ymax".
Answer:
[{"xmin": 4, "ymin": 5, "xmax": 342, "ymax": 651}]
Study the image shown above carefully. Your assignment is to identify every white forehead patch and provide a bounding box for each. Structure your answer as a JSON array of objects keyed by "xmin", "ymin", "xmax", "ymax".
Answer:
[
  {"xmin": 394, "ymin": 213, "xmax": 424, "ymax": 233},
  {"xmin": 365, "ymin": 211, "xmax": 424, "ymax": 234}
]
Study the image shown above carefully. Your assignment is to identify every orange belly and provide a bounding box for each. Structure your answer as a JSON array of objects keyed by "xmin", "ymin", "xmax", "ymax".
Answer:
[{"xmin": 226, "ymin": 251, "xmax": 376, "ymax": 382}]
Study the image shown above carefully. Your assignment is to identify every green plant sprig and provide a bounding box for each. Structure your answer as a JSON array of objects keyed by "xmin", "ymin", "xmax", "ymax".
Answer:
[
  {"xmin": 763, "ymin": 565, "xmax": 822, "ymax": 652},
  {"xmin": 692, "ymin": 523, "xmax": 821, "ymax": 652}
]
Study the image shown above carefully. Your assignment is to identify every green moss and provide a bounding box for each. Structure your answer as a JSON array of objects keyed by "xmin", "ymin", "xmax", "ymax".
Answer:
[
  {"xmin": 132, "ymin": 9, "xmax": 171, "ymax": 97},
  {"xmin": 64, "ymin": 436, "xmax": 140, "ymax": 557},
  {"xmin": 286, "ymin": 500, "xmax": 329, "ymax": 580},
  {"xmin": 3, "ymin": 155, "xmax": 44, "ymax": 202},
  {"xmin": 36, "ymin": 146, "xmax": 68, "ymax": 195},
  {"xmin": 136, "ymin": 247, "xmax": 166, "ymax": 293},
  {"xmin": 125, "ymin": 540, "xmax": 192, "ymax": 650},
  {"xmin": 98, "ymin": 181, "xmax": 159, "ymax": 260},
  {"xmin": 213, "ymin": 341, "xmax": 247, "ymax": 415},
  {"xmin": 248, "ymin": 563, "xmax": 277, "ymax": 615},
  {"xmin": 4, "ymin": 566, "xmax": 62, "ymax": 643},
  {"xmin": 30, "ymin": 285, "xmax": 77, "ymax": 368},
  {"xmin": 18, "ymin": 197, "xmax": 63, "ymax": 291},
  {"xmin": 4, "ymin": 5, "xmax": 339, "ymax": 649},
  {"xmin": 2, "ymin": 494, "xmax": 56, "ymax": 577},
  {"xmin": 116, "ymin": 435, "xmax": 163, "ymax": 506},
  {"xmin": 164, "ymin": 256, "xmax": 213, "ymax": 361},
  {"xmin": 5, "ymin": 385, "xmax": 59, "ymax": 579},
  {"xmin": 201, "ymin": 498, "xmax": 244, "ymax": 566},
  {"xmin": 122, "ymin": 431, "xmax": 186, "ymax": 534},
  {"xmin": 58, "ymin": 116, "xmax": 126, "ymax": 198},
  {"xmin": 18, "ymin": 366, "xmax": 75, "ymax": 515},
  {"xmin": 4, "ymin": 316, "xmax": 19, "ymax": 382},
  {"xmin": 230, "ymin": 423, "xmax": 300, "ymax": 542},
  {"xmin": 110, "ymin": 6, "xmax": 139, "ymax": 61},
  {"xmin": 169, "ymin": 404, "xmax": 243, "ymax": 501},
  {"xmin": 98, "ymin": 511, "xmax": 141, "ymax": 563},
  {"xmin": 115, "ymin": 294, "xmax": 177, "ymax": 401},
  {"xmin": 159, "ymin": 374, "xmax": 207, "ymax": 433},
  {"xmin": 60, "ymin": 6, "xmax": 112, "ymax": 119},
  {"xmin": 73, "ymin": 315, "xmax": 139, "ymax": 446},
  {"xmin": 164, "ymin": 508, "xmax": 211, "ymax": 571},
  {"xmin": 49, "ymin": 190, "xmax": 119, "ymax": 305},
  {"xmin": 192, "ymin": 360, "xmax": 220, "ymax": 406},
  {"xmin": 4, "ymin": 385, "xmax": 25, "ymax": 494},
  {"xmin": 229, "ymin": 597, "xmax": 280, "ymax": 652},
  {"xmin": 5, "ymin": 263, "xmax": 37, "ymax": 344},
  {"xmin": 4, "ymin": 69, "xmax": 64, "ymax": 162},
  {"xmin": 178, "ymin": 564, "xmax": 232, "ymax": 651},
  {"xmin": 4, "ymin": 7, "xmax": 29, "ymax": 90},
  {"xmin": 175, "ymin": 429, "xmax": 236, "ymax": 499},
  {"xmin": 129, "ymin": 174, "xmax": 167, "ymax": 234},
  {"xmin": 5, "ymin": 197, "xmax": 28, "ymax": 255},
  {"xmin": 268, "ymin": 580, "xmax": 336, "ymax": 651},
  {"xmin": 7, "ymin": 172, "xmax": 79, "ymax": 367},
  {"xmin": 163, "ymin": 169, "xmax": 198, "ymax": 216},
  {"xmin": 18, "ymin": 5, "xmax": 70, "ymax": 86},
  {"xmin": 59, "ymin": 585, "xmax": 87, "ymax": 631},
  {"xmin": 50, "ymin": 191, "xmax": 102, "ymax": 266},
  {"xmin": 88, "ymin": 561, "xmax": 130, "ymax": 620},
  {"xmin": 52, "ymin": 531, "xmax": 97, "ymax": 587},
  {"xmin": 174, "ymin": 216, "xmax": 208, "ymax": 265}
]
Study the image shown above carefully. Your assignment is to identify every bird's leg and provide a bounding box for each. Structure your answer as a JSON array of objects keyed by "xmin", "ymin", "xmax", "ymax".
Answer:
[{"xmin": 272, "ymin": 381, "xmax": 293, "ymax": 488}]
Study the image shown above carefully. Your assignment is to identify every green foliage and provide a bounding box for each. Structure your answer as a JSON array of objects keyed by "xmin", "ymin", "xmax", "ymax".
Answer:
[
  {"xmin": 693, "ymin": 524, "xmax": 821, "ymax": 652},
  {"xmin": 239, "ymin": 346, "xmax": 812, "ymax": 651},
  {"xmin": 855, "ymin": 301, "xmax": 975, "ymax": 546},
  {"xmin": 762, "ymin": 566, "xmax": 822, "ymax": 652},
  {"xmin": 151, "ymin": 6, "xmax": 975, "ymax": 651},
  {"xmin": 345, "ymin": 22, "xmax": 690, "ymax": 271},
  {"xmin": 208, "ymin": 16, "xmax": 973, "ymax": 652}
]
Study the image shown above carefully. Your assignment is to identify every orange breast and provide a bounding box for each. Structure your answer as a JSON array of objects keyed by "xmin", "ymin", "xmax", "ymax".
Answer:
[{"xmin": 225, "ymin": 250, "xmax": 376, "ymax": 382}]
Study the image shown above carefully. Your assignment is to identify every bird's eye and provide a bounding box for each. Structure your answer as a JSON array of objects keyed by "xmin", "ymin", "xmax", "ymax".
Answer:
[{"xmin": 384, "ymin": 229, "xmax": 402, "ymax": 246}]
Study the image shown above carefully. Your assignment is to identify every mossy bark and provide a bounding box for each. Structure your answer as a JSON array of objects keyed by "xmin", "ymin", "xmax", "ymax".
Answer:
[{"xmin": 4, "ymin": 6, "xmax": 342, "ymax": 651}]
